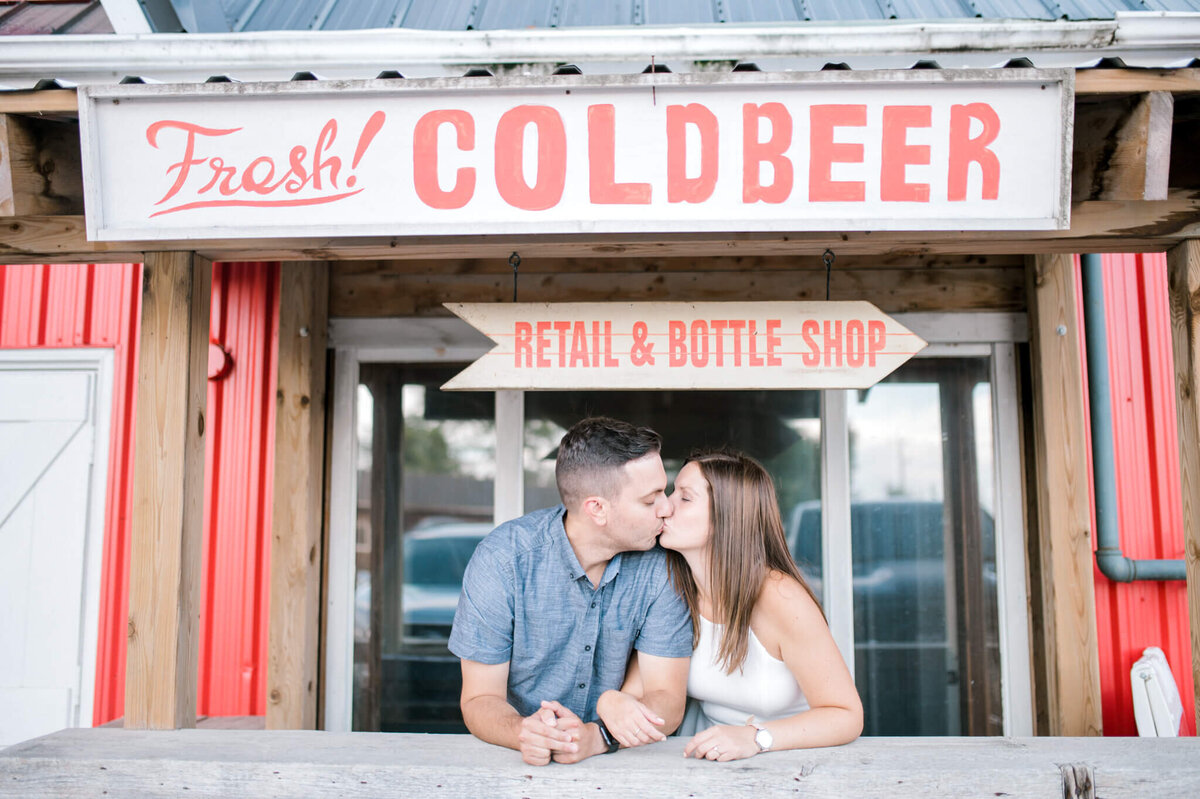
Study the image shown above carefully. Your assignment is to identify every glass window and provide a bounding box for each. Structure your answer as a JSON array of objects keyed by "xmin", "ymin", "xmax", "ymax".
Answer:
[
  {"xmin": 846, "ymin": 357, "xmax": 1002, "ymax": 736},
  {"xmin": 353, "ymin": 364, "xmax": 494, "ymax": 733}
]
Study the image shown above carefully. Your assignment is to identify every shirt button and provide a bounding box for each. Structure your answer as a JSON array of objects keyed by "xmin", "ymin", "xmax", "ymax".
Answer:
[
  {"xmin": 578, "ymin": 683, "xmax": 586, "ymax": 689},
  {"xmin": 584, "ymin": 645, "xmax": 591, "ymax": 652},
  {"xmin": 591, "ymin": 602, "xmax": 597, "ymax": 608}
]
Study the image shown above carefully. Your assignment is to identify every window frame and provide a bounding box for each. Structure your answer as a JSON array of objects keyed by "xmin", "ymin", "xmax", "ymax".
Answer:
[{"xmin": 323, "ymin": 313, "xmax": 1032, "ymax": 735}]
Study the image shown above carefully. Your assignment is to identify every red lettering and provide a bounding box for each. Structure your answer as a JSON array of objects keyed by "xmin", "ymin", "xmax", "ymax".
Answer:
[
  {"xmin": 690, "ymin": 321, "xmax": 710, "ymax": 368},
  {"xmin": 494, "ymin": 105, "xmax": 567, "ymax": 211},
  {"xmin": 710, "ymin": 320, "xmax": 728, "ymax": 367},
  {"xmin": 514, "ymin": 321, "xmax": 532, "ymax": 367},
  {"xmin": 747, "ymin": 320, "xmax": 764, "ymax": 367},
  {"xmin": 569, "ymin": 322, "xmax": 590, "ymax": 367},
  {"xmin": 413, "ymin": 109, "xmax": 476, "ymax": 210},
  {"xmin": 592, "ymin": 321, "xmax": 602, "ymax": 368},
  {"xmin": 669, "ymin": 321, "xmax": 687, "ymax": 367},
  {"xmin": 881, "ymin": 106, "xmax": 931, "ymax": 202},
  {"xmin": 810, "ymin": 105, "xmax": 866, "ymax": 202},
  {"xmin": 603, "ymin": 321, "xmax": 619, "ymax": 366},
  {"xmin": 742, "ymin": 103, "xmax": 793, "ymax": 204},
  {"xmin": 868, "ymin": 320, "xmax": 886, "ymax": 367},
  {"xmin": 845, "ymin": 320, "xmax": 865, "ymax": 367},
  {"xmin": 146, "ymin": 120, "xmax": 241, "ymax": 205},
  {"xmin": 666, "ymin": 103, "xmax": 719, "ymax": 204},
  {"xmin": 766, "ymin": 319, "xmax": 782, "ymax": 367},
  {"xmin": 823, "ymin": 320, "xmax": 843, "ymax": 367},
  {"xmin": 948, "ymin": 103, "xmax": 1000, "ymax": 201},
  {"xmin": 727, "ymin": 320, "xmax": 746, "ymax": 367},
  {"xmin": 535, "ymin": 321, "xmax": 552, "ymax": 368},
  {"xmin": 802, "ymin": 320, "xmax": 820, "ymax": 367},
  {"xmin": 240, "ymin": 156, "xmax": 277, "ymax": 195},
  {"xmin": 553, "ymin": 321, "xmax": 572, "ymax": 367},
  {"xmin": 588, "ymin": 104, "xmax": 651, "ymax": 204},
  {"xmin": 198, "ymin": 158, "xmax": 239, "ymax": 196},
  {"xmin": 312, "ymin": 119, "xmax": 342, "ymax": 190}
]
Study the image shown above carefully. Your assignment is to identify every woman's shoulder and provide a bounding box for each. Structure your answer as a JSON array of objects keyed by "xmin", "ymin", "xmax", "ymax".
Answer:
[{"xmin": 758, "ymin": 569, "xmax": 823, "ymax": 621}]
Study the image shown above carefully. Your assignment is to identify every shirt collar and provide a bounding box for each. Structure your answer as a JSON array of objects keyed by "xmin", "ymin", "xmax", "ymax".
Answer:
[{"xmin": 552, "ymin": 506, "xmax": 623, "ymax": 587}]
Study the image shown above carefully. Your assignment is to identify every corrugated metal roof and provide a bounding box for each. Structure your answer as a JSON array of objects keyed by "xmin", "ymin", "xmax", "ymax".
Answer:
[
  {"xmin": 0, "ymin": 0, "xmax": 113, "ymax": 34},
  {"xmin": 178, "ymin": 0, "xmax": 1200, "ymax": 31}
]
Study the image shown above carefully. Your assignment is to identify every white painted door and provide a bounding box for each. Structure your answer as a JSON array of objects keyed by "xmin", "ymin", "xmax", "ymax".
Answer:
[{"xmin": 0, "ymin": 351, "xmax": 111, "ymax": 748}]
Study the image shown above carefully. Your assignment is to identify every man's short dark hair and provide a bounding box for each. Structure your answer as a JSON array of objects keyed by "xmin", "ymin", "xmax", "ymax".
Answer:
[{"xmin": 555, "ymin": 417, "xmax": 662, "ymax": 509}]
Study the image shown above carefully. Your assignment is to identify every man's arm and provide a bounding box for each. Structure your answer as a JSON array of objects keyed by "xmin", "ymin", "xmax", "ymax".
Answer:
[
  {"xmin": 460, "ymin": 659, "xmax": 590, "ymax": 766},
  {"xmin": 631, "ymin": 651, "xmax": 689, "ymax": 734}
]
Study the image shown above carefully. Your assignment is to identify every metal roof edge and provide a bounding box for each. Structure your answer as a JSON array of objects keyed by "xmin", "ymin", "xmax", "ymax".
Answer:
[{"xmin": 0, "ymin": 15, "xmax": 1194, "ymax": 88}]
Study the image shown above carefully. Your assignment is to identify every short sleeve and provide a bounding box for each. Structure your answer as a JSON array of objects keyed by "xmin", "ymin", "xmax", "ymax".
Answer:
[
  {"xmin": 448, "ymin": 539, "xmax": 516, "ymax": 665},
  {"xmin": 633, "ymin": 561, "xmax": 694, "ymax": 659}
]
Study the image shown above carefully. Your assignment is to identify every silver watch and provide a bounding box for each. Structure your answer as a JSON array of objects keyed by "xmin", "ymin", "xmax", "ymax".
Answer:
[{"xmin": 751, "ymin": 723, "xmax": 773, "ymax": 752}]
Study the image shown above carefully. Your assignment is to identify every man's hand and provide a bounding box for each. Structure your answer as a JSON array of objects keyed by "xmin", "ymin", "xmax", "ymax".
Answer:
[
  {"xmin": 595, "ymin": 689, "xmax": 666, "ymax": 748},
  {"xmin": 516, "ymin": 702, "xmax": 583, "ymax": 766},
  {"xmin": 536, "ymin": 701, "xmax": 605, "ymax": 764}
]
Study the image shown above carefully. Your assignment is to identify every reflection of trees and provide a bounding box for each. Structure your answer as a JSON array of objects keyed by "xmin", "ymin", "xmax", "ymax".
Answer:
[
  {"xmin": 402, "ymin": 424, "xmax": 457, "ymax": 475},
  {"xmin": 766, "ymin": 432, "xmax": 821, "ymax": 515}
]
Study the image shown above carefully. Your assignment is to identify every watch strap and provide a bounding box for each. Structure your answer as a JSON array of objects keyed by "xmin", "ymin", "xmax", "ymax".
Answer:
[{"xmin": 596, "ymin": 721, "xmax": 620, "ymax": 754}]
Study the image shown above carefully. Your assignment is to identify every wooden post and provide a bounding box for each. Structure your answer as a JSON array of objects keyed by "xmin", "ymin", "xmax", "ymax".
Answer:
[
  {"xmin": 1025, "ymin": 254, "xmax": 1104, "ymax": 735},
  {"xmin": 267, "ymin": 262, "xmax": 329, "ymax": 730},
  {"xmin": 1167, "ymin": 240, "xmax": 1200, "ymax": 734},
  {"xmin": 125, "ymin": 253, "xmax": 211, "ymax": 729}
]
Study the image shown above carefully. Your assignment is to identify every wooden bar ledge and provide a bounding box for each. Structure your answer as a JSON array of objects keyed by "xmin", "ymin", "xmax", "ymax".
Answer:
[{"xmin": 2, "ymin": 730, "xmax": 1198, "ymax": 798}]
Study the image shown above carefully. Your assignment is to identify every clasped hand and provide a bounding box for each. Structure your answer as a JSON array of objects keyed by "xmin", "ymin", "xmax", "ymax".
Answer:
[
  {"xmin": 594, "ymin": 689, "xmax": 667, "ymax": 749},
  {"xmin": 517, "ymin": 700, "xmax": 598, "ymax": 766}
]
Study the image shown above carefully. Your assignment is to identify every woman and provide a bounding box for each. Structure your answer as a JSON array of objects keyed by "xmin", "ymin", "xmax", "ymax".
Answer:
[{"xmin": 597, "ymin": 450, "xmax": 862, "ymax": 760}]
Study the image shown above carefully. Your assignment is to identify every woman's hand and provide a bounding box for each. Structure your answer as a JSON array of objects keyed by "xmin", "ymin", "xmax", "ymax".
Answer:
[
  {"xmin": 595, "ymin": 689, "xmax": 667, "ymax": 748},
  {"xmin": 683, "ymin": 723, "xmax": 760, "ymax": 761}
]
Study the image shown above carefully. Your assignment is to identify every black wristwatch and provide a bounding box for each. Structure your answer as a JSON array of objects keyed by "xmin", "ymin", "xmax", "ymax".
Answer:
[{"xmin": 595, "ymin": 721, "xmax": 620, "ymax": 754}]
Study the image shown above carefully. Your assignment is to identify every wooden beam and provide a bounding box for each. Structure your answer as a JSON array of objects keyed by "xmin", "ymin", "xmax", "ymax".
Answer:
[
  {"xmin": 267, "ymin": 262, "xmax": 330, "ymax": 730},
  {"xmin": 1075, "ymin": 68, "xmax": 1200, "ymax": 96},
  {"xmin": 0, "ymin": 89, "xmax": 78, "ymax": 115},
  {"xmin": 329, "ymin": 264, "xmax": 1025, "ymax": 317},
  {"xmin": 4, "ymin": 193, "xmax": 1200, "ymax": 262},
  {"xmin": 1167, "ymin": 239, "xmax": 1200, "ymax": 735},
  {"xmin": 1024, "ymin": 253, "xmax": 1103, "ymax": 736},
  {"xmin": 0, "ymin": 114, "xmax": 83, "ymax": 216},
  {"xmin": 1073, "ymin": 93, "xmax": 1174, "ymax": 202},
  {"xmin": 125, "ymin": 252, "xmax": 211, "ymax": 730}
]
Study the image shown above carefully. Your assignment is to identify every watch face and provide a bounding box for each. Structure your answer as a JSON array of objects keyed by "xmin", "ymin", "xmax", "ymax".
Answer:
[{"xmin": 755, "ymin": 728, "xmax": 773, "ymax": 751}]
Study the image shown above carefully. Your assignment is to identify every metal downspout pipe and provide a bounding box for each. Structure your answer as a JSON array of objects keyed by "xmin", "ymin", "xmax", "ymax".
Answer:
[{"xmin": 1080, "ymin": 253, "xmax": 1186, "ymax": 582}]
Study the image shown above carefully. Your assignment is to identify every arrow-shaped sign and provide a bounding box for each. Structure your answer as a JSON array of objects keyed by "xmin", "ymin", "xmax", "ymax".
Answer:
[{"xmin": 443, "ymin": 302, "xmax": 927, "ymax": 391}]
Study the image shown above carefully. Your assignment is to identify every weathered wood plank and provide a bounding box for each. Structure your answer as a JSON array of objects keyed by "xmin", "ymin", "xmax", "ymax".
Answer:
[
  {"xmin": 3, "ymin": 729, "xmax": 1199, "ymax": 799},
  {"xmin": 330, "ymin": 266, "xmax": 1024, "ymax": 317},
  {"xmin": 1024, "ymin": 253, "xmax": 1103, "ymax": 736},
  {"xmin": 0, "ymin": 90, "xmax": 78, "ymax": 115},
  {"xmin": 3, "ymin": 193, "xmax": 1200, "ymax": 262},
  {"xmin": 1073, "ymin": 93, "xmax": 1174, "ymax": 202},
  {"xmin": 1167, "ymin": 239, "xmax": 1200, "ymax": 734},
  {"xmin": 125, "ymin": 253, "xmax": 211, "ymax": 730},
  {"xmin": 0, "ymin": 115, "xmax": 83, "ymax": 216},
  {"xmin": 267, "ymin": 263, "xmax": 330, "ymax": 731},
  {"xmin": 1075, "ymin": 68, "xmax": 1200, "ymax": 96}
]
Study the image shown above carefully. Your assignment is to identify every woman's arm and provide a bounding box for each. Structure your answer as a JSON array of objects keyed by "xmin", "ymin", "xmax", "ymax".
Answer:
[{"xmin": 684, "ymin": 573, "xmax": 862, "ymax": 760}]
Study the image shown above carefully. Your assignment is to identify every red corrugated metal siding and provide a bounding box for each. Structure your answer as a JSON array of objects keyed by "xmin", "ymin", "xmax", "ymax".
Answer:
[
  {"xmin": 1079, "ymin": 253, "xmax": 1197, "ymax": 736},
  {"xmin": 198, "ymin": 262, "xmax": 280, "ymax": 716},
  {"xmin": 0, "ymin": 262, "xmax": 141, "ymax": 727},
  {"xmin": 0, "ymin": 261, "xmax": 280, "ymax": 724}
]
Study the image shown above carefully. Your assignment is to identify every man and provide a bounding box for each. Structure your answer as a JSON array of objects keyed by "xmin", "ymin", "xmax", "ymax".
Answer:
[{"xmin": 448, "ymin": 417, "xmax": 692, "ymax": 765}]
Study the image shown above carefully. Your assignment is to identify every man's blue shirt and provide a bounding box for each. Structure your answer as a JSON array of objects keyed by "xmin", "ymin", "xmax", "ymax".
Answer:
[{"xmin": 448, "ymin": 505, "xmax": 693, "ymax": 722}]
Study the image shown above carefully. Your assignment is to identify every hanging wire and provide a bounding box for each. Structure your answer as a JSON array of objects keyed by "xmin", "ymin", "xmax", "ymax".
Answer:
[
  {"xmin": 822, "ymin": 248, "xmax": 835, "ymax": 301},
  {"xmin": 509, "ymin": 251, "xmax": 521, "ymax": 302}
]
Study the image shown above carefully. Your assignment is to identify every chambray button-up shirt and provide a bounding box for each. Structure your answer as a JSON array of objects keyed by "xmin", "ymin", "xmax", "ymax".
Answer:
[{"xmin": 448, "ymin": 505, "xmax": 692, "ymax": 722}]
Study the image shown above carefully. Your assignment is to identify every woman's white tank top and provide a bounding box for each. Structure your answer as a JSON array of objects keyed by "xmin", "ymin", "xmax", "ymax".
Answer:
[{"xmin": 687, "ymin": 615, "xmax": 810, "ymax": 726}]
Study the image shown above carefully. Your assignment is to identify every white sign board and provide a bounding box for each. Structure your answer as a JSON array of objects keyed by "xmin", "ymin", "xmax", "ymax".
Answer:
[
  {"xmin": 442, "ymin": 302, "xmax": 927, "ymax": 390},
  {"xmin": 78, "ymin": 71, "xmax": 1072, "ymax": 241}
]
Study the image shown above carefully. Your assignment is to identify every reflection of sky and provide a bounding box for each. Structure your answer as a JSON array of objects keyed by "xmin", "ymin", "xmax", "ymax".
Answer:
[{"xmin": 847, "ymin": 381, "xmax": 994, "ymax": 517}]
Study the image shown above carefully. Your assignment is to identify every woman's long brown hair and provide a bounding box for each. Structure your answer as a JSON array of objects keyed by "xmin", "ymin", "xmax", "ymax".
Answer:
[{"xmin": 667, "ymin": 450, "xmax": 823, "ymax": 674}]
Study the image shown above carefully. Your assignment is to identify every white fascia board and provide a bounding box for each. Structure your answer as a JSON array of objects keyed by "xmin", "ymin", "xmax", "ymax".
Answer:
[{"xmin": 0, "ymin": 15, "xmax": 1192, "ymax": 88}]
